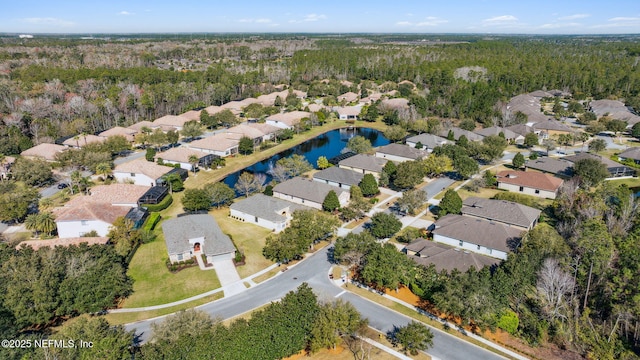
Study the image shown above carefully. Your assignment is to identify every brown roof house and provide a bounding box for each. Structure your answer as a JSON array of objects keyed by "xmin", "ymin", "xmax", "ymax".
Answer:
[
  {"xmin": 273, "ymin": 177, "xmax": 350, "ymax": 210},
  {"xmin": 188, "ymin": 133, "xmax": 239, "ymax": 157},
  {"xmin": 113, "ymin": 159, "xmax": 174, "ymax": 187},
  {"xmin": 337, "ymin": 92, "xmax": 359, "ymax": 103},
  {"xmin": 375, "ymin": 143, "xmax": 428, "ymax": 163},
  {"xmin": 404, "ymin": 238, "xmax": 500, "ymax": 273},
  {"xmin": 54, "ymin": 197, "xmax": 130, "ymax": 238},
  {"xmin": 497, "ymin": 170, "xmax": 564, "ymax": 199},
  {"xmin": 338, "ymin": 154, "xmax": 387, "ymax": 178},
  {"xmin": 266, "ymin": 111, "xmax": 311, "ymax": 129},
  {"xmin": 152, "ymin": 115, "xmax": 192, "ymax": 131},
  {"xmin": 20, "ymin": 143, "xmax": 67, "ymax": 162},
  {"xmin": 89, "ymin": 184, "xmax": 150, "ymax": 207},
  {"xmin": 432, "ymin": 214, "xmax": 524, "ymax": 260},
  {"xmin": 162, "ymin": 214, "xmax": 236, "ymax": 264},
  {"xmin": 461, "ymin": 197, "xmax": 541, "ymax": 230},
  {"xmin": 62, "ymin": 134, "xmax": 106, "ymax": 148},
  {"xmin": 98, "ymin": 126, "xmax": 137, "ymax": 142}
]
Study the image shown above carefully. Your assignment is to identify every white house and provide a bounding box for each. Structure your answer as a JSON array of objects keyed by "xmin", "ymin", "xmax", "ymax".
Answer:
[
  {"xmin": 338, "ymin": 154, "xmax": 387, "ymax": 179},
  {"xmin": 152, "ymin": 114, "xmax": 192, "ymax": 131},
  {"xmin": 265, "ymin": 111, "xmax": 311, "ymax": 129},
  {"xmin": 496, "ymin": 170, "xmax": 564, "ymax": 199},
  {"xmin": 431, "ymin": 214, "xmax": 524, "ymax": 260},
  {"xmin": 273, "ymin": 177, "xmax": 350, "ymax": 210},
  {"xmin": 113, "ymin": 159, "xmax": 173, "ymax": 187},
  {"xmin": 54, "ymin": 197, "xmax": 130, "ymax": 238},
  {"xmin": 313, "ymin": 167, "xmax": 364, "ymax": 190},
  {"xmin": 229, "ymin": 194, "xmax": 310, "ymax": 233},
  {"xmin": 162, "ymin": 214, "xmax": 236, "ymax": 264},
  {"xmin": 334, "ymin": 106, "xmax": 362, "ymax": 120},
  {"xmin": 405, "ymin": 134, "xmax": 453, "ymax": 152},
  {"xmin": 375, "ymin": 143, "xmax": 428, "ymax": 163},
  {"xmin": 155, "ymin": 147, "xmax": 215, "ymax": 171},
  {"xmin": 188, "ymin": 133, "xmax": 239, "ymax": 157}
]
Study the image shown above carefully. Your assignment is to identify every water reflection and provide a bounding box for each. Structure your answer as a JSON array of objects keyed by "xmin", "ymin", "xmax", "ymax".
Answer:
[{"xmin": 223, "ymin": 128, "xmax": 389, "ymax": 189}]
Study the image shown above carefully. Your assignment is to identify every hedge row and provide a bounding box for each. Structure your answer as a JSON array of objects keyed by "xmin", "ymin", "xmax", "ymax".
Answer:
[
  {"xmin": 143, "ymin": 193, "xmax": 173, "ymax": 212},
  {"xmin": 143, "ymin": 213, "xmax": 161, "ymax": 231}
]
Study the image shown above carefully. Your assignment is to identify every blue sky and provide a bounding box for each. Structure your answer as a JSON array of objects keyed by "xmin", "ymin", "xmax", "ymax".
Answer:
[{"xmin": 1, "ymin": 0, "xmax": 639, "ymax": 34}]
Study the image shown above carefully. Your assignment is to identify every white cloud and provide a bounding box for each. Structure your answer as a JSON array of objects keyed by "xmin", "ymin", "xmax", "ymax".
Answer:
[
  {"xmin": 592, "ymin": 16, "xmax": 640, "ymax": 28},
  {"xmin": 483, "ymin": 15, "xmax": 518, "ymax": 23},
  {"xmin": 304, "ymin": 13, "xmax": 326, "ymax": 22},
  {"xmin": 22, "ymin": 17, "xmax": 74, "ymax": 27},
  {"xmin": 558, "ymin": 13, "xmax": 590, "ymax": 20},
  {"xmin": 396, "ymin": 21, "xmax": 412, "ymax": 26},
  {"xmin": 416, "ymin": 16, "xmax": 448, "ymax": 27},
  {"xmin": 238, "ymin": 18, "xmax": 253, "ymax": 23},
  {"xmin": 119, "ymin": 11, "xmax": 134, "ymax": 16},
  {"xmin": 608, "ymin": 16, "xmax": 640, "ymax": 22},
  {"xmin": 539, "ymin": 22, "xmax": 581, "ymax": 29},
  {"xmin": 255, "ymin": 18, "xmax": 272, "ymax": 23}
]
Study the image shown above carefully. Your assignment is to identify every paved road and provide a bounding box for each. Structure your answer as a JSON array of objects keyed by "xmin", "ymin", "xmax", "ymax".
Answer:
[
  {"xmin": 114, "ymin": 150, "xmax": 145, "ymax": 165},
  {"xmin": 125, "ymin": 246, "xmax": 504, "ymax": 360}
]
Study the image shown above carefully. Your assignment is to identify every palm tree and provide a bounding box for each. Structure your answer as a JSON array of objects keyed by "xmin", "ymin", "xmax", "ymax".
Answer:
[
  {"xmin": 188, "ymin": 155, "xmax": 199, "ymax": 173},
  {"xmin": 95, "ymin": 162, "xmax": 112, "ymax": 180},
  {"xmin": 39, "ymin": 212, "xmax": 56, "ymax": 236},
  {"xmin": 24, "ymin": 213, "xmax": 40, "ymax": 237}
]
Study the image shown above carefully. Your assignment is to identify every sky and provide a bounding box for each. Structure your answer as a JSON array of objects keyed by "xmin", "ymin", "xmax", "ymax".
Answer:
[{"xmin": 1, "ymin": 0, "xmax": 639, "ymax": 35}]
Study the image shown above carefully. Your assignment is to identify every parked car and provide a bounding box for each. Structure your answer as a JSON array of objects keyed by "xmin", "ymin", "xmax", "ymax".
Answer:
[{"xmin": 57, "ymin": 183, "xmax": 68, "ymax": 189}]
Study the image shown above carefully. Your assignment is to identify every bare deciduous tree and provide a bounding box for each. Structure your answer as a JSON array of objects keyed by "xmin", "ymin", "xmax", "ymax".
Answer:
[{"xmin": 537, "ymin": 258, "xmax": 575, "ymax": 321}]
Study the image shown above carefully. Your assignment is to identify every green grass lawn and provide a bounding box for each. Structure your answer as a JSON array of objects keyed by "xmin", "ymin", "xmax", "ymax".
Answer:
[
  {"xmin": 605, "ymin": 177, "xmax": 640, "ymax": 188},
  {"xmin": 120, "ymin": 224, "xmax": 221, "ymax": 308},
  {"xmin": 210, "ymin": 207, "xmax": 273, "ymax": 279}
]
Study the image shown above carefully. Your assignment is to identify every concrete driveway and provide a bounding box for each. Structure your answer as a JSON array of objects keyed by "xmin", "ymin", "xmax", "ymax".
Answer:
[{"xmin": 213, "ymin": 259, "xmax": 245, "ymax": 297}]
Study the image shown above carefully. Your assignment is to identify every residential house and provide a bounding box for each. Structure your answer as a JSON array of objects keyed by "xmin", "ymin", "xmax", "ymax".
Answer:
[
  {"xmin": 404, "ymin": 239, "xmax": 500, "ymax": 272},
  {"xmin": 524, "ymin": 157, "xmax": 574, "ymax": 178},
  {"xmin": 179, "ymin": 110, "xmax": 202, "ymax": 122},
  {"xmin": 532, "ymin": 119, "xmax": 573, "ymax": 138},
  {"xmin": 306, "ymin": 103, "xmax": 325, "ymax": 113},
  {"xmin": 256, "ymin": 90, "xmax": 290, "ymax": 106},
  {"xmin": 273, "ymin": 177, "xmax": 350, "ymax": 210},
  {"xmin": 226, "ymin": 124, "xmax": 272, "ymax": 147},
  {"xmin": 473, "ymin": 126, "xmax": 523, "ymax": 143},
  {"xmin": 113, "ymin": 159, "xmax": 174, "ymax": 186},
  {"xmin": 405, "ymin": 133, "xmax": 453, "ymax": 152},
  {"xmin": 375, "ymin": 143, "xmax": 428, "ymax": 163},
  {"xmin": 89, "ymin": 184, "xmax": 150, "ymax": 207},
  {"xmin": 438, "ymin": 127, "xmax": 484, "ymax": 142},
  {"xmin": 265, "ymin": 111, "xmax": 311, "ymax": 129},
  {"xmin": 98, "ymin": 126, "xmax": 137, "ymax": 143},
  {"xmin": 162, "ymin": 214, "xmax": 236, "ymax": 264},
  {"xmin": 126, "ymin": 121, "xmax": 156, "ymax": 134},
  {"xmin": 564, "ymin": 153, "xmax": 635, "ymax": 178},
  {"xmin": 229, "ymin": 193, "xmax": 310, "ymax": 233},
  {"xmin": 496, "ymin": 170, "xmax": 564, "ymax": 199},
  {"xmin": 618, "ymin": 147, "xmax": 640, "ymax": 165},
  {"xmin": 334, "ymin": 106, "xmax": 362, "ymax": 120},
  {"xmin": 54, "ymin": 197, "xmax": 131, "ymax": 238},
  {"xmin": 188, "ymin": 133, "xmax": 240, "ymax": 157},
  {"xmin": 152, "ymin": 115, "xmax": 191, "ymax": 131},
  {"xmin": 380, "ymin": 98, "xmax": 409, "ymax": 111},
  {"xmin": 359, "ymin": 92, "xmax": 383, "ymax": 105},
  {"xmin": 506, "ymin": 93, "xmax": 550, "ymax": 124},
  {"xmin": 506, "ymin": 124, "xmax": 536, "ymax": 145},
  {"xmin": 461, "ymin": 197, "xmax": 541, "ymax": 230},
  {"xmin": 590, "ymin": 99, "xmax": 640, "ymax": 128},
  {"xmin": 337, "ymin": 92, "xmax": 359, "ymax": 103},
  {"xmin": 431, "ymin": 214, "xmax": 524, "ymax": 260},
  {"xmin": 245, "ymin": 122, "xmax": 280, "ymax": 141},
  {"xmin": 313, "ymin": 167, "xmax": 364, "ymax": 190},
  {"xmin": 62, "ymin": 134, "xmax": 106, "ymax": 148},
  {"xmin": 20, "ymin": 143, "xmax": 67, "ymax": 162},
  {"xmin": 155, "ymin": 147, "xmax": 216, "ymax": 170},
  {"xmin": 338, "ymin": 154, "xmax": 387, "ymax": 178}
]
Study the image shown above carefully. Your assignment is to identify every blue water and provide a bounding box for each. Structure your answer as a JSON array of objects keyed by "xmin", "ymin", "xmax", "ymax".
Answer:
[{"xmin": 223, "ymin": 127, "xmax": 389, "ymax": 189}]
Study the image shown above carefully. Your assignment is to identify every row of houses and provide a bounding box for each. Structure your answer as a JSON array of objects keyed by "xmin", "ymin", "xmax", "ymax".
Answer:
[{"xmin": 405, "ymin": 197, "xmax": 542, "ymax": 272}]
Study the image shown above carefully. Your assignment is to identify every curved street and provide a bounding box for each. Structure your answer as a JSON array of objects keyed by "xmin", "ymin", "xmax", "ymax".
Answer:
[{"xmin": 125, "ymin": 245, "xmax": 506, "ymax": 360}]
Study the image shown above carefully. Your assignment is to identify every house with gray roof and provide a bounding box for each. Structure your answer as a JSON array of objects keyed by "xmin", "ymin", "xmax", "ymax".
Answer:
[
  {"xmin": 162, "ymin": 214, "xmax": 235, "ymax": 264},
  {"xmin": 461, "ymin": 197, "xmax": 541, "ymax": 230},
  {"xmin": 564, "ymin": 153, "xmax": 635, "ymax": 178},
  {"xmin": 375, "ymin": 143, "xmax": 428, "ymax": 163},
  {"xmin": 405, "ymin": 133, "xmax": 453, "ymax": 152},
  {"xmin": 524, "ymin": 157, "xmax": 574, "ymax": 178},
  {"xmin": 431, "ymin": 214, "xmax": 524, "ymax": 260},
  {"xmin": 404, "ymin": 239, "xmax": 500, "ymax": 273},
  {"xmin": 313, "ymin": 167, "xmax": 364, "ymax": 190},
  {"xmin": 338, "ymin": 154, "xmax": 387, "ymax": 178},
  {"xmin": 618, "ymin": 147, "xmax": 640, "ymax": 164},
  {"xmin": 474, "ymin": 126, "xmax": 523, "ymax": 143},
  {"xmin": 438, "ymin": 127, "xmax": 484, "ymax": 142},
  {"xmin": 229, "ymin": 194, "xmax": 310, "ymax": 233},
  {"xmin": 273, "ymin": 177, "xmax": 350, "ymax": 210}
]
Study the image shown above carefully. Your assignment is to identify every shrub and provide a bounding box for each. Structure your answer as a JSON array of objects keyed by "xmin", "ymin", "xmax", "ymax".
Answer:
[
  {"xmin": 143, "ymin": 194, "xmax": 173, "ymax": 212},
  {"xmin": 143, "ymin": 213, "xmax": 161, "ymax": 231},
  {"xmin": 497, "ymin": 310, "xmax": 519, "ymax": 335},
  {"xmin": 492, "ymin": 191, "xmax": 541, "ymax": 209}
]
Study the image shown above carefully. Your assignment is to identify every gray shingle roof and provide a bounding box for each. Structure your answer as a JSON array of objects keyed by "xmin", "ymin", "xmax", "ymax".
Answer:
[
  {"xmin": 405, "ymin": 133, "xmax": 453, "ymax": 149},
  {"xmin": 564, "ymin": 153, "xmax": 635, "ymax": 175},
  {"xmin": 230, "ymin": 194, "xmax": 309, "ymax": 222},
  {"xmin": 162, "ymin": 214, "xmax": 235, "ymax": 256},
  {"xmin": 438, "ymin": 127, "xmax": 484, "ymax": 141},
  {"xmin": 313, "ymin": 167, "xmax": 364, "ymax": 186},
  {"xmin": 405, "ymin": 239, "xmax": 500, "ymax": 272},
  {"xmin": 433, "ymin": 214, "xmax": 524, "ymax": 253},
  {"xmin": 525, "ymin": 157, "xmax": 574, "ymax": 178},
  {"xmin": 339, "ymin": 154, "xmax": 387, "ymax": 172},
  {"xmin": 273, "ymin": 177, "xmax": 347, "ymax": 204},
  {"xmin": 461, "ymin": 197, "xmax": 541, "ymax": 229},
  {"xmin": 375, "ymin": 143, "xmax": 428, "ymax": 160},
  {"xmin": 474, "ymin": 126, "xmax": 520, "ymax": 140},
  {"xmin": 618, "ymin": 147, "xmax": 640, "ymax": 161}
]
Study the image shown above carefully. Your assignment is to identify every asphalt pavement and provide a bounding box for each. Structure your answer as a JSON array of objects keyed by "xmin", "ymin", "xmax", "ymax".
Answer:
[{"xmin": 125, "ymin": 244, "xmax": 505, "ymax": 360}]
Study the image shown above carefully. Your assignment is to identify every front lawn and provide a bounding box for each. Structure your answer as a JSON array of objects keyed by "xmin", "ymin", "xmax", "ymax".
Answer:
[
  {"xmin": 210, "ymin": 207, "xmax": 273, "ymax": 279},
  {"xmin": 120, "ymin": 223, "xmax": 221, "ymax": 308}
]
